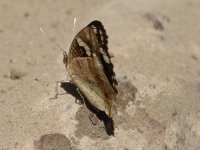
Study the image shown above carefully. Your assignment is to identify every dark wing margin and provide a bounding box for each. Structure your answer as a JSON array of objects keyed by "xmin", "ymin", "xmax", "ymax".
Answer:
[{"xmin": 88, "ymin": 20, "xmax": 118, "ymax": 94}]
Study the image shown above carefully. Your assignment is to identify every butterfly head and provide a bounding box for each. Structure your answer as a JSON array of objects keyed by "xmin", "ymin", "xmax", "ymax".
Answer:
[{"xmin": 63, "ymin": 51, "xmax": 68, "ymax": 67}]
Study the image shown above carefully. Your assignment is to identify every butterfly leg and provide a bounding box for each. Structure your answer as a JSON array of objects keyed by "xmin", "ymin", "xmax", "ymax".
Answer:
[
  {"xmin": 49, "ymin": 81, "xmax": 60, "ymax": 99},
  {"xmin": 49, "ymin": 81, "xmax": 69, "ymax": 99},
  {"xmin": 89, "ymin": 113, "xmax": 99, "ymax": 125},
  {"xmin": 75, "ymin": 88, "xmax": 85, "ymax": 105}
]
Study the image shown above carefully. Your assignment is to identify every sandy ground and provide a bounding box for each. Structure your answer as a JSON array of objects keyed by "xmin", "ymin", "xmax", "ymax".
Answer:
[{"xmin": 1, "ymin": 0, "xmax": 200, "ymax": 149}]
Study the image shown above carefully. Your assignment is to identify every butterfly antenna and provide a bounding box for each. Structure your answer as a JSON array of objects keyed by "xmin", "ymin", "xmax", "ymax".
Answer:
[
  {"xmin": 71, "ymin": 17, "xmax": 77, "ymax": 42},
  {"xmin": 39, "ymin": 27, "xmax": 66, "ymax": 53}
]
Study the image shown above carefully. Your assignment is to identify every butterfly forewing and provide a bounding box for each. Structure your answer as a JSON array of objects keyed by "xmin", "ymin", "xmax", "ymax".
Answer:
[
  {"xmin": 64, "ymin": 20, "xmax": 117, "ymax": 117},
  {"xmin": 67, "ymin": 22, "xmax": 100, "ymax": 64}
]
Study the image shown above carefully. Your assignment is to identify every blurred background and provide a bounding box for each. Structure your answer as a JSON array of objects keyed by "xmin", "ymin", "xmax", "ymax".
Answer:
[{"xmin": 0, "ymin": 0, "xmax": 200, "ymax": 149}]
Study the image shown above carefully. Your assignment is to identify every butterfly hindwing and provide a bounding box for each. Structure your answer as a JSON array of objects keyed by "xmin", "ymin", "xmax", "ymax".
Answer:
[{"xmin": 68, "ymin": 57, "xmax": 116, "ymax": 116}]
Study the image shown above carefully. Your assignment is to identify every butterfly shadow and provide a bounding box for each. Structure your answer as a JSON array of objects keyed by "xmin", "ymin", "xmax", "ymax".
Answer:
[{"xmin": 60, "ymin": 81, "xmax": 115, "ymax": 136}]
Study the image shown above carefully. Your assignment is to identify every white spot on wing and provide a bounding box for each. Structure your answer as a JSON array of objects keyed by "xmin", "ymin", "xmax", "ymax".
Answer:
[
  {"xmin": 93, "ymin": 28, "xmax": 97, "ymax": 34},
  {"xmin": 99, "ymin": 47, "xmax": 110, "ymax": 63},
  {"xmin": 99, "ymin": 30, "xmax": 104, "ymax": 42},
  {"xmin": 100, "ymin": 47, "xmax": 104, "ymax": 53},
  {"xmin": 77, "ymin": 38, "xmax": 91, "ymax": 56},
  {"xmin": 99, "ymin": 30, "xmax": 103, "ymax": 36},
  {"xmin": 103, "ymin": 55, "xmax": 110, "ymax": 63},
  {"xmin": 76, "ymin": 38, "xmax": 82, "ymax": 45},
  {"xmin": 85, "ymin": 46, "xmax": 91, "ymax": 56},
  {"xmin": 100, "ymin": 35, "xmax": 104, "ymax": 42},
  {"xmin": 91, "ymin": 25, "xmax": 97, "ymax": 34},
  {"xmin": 93, "ymin": 53, "xmax": 103, "ymax": 67}
]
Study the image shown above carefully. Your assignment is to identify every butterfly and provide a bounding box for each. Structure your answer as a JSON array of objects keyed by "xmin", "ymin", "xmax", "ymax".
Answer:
[{"xmin": 63, "ymin": 20, "xmax": 118, "ymax": 117}]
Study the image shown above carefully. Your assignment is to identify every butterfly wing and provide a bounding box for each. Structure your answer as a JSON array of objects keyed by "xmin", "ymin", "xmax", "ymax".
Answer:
[
  {"xmin": 67, "ymin": 20, "xmax": 118, "ymax": 94},
  {"xmin": 64, "ymin": 20, "xmax": 117, "ymax": 116},
  {"xmin": 68, "ymin": 56, "xmax": 116, "ymax": 116}
]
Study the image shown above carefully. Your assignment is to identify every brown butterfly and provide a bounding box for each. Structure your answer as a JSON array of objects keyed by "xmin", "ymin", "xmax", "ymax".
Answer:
[{"xmin": 63, "ymin": 20, "xmax": 118, "ymax": 117}]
